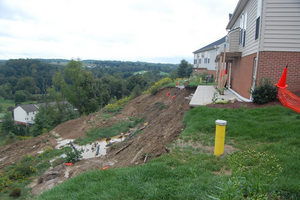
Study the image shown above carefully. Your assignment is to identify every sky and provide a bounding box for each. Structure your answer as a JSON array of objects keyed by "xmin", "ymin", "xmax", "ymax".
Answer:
[{"xmin": 0, "ymin": 0, "xmax": 239, "ymax": 64}]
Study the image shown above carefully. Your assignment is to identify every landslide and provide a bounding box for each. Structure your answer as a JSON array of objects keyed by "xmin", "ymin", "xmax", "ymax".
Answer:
[{"xmin": 0, "ymin": 86, "xmax": 194, "ymax": 195}]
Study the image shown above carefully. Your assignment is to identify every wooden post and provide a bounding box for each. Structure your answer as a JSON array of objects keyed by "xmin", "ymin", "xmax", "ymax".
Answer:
[
  {"xmin": 221, "ymin": 45, "xmax": 226, "ymax": 88},
  {"xmin": 218, "ymin": 56, "xmax": 222, "ymax": 89}
]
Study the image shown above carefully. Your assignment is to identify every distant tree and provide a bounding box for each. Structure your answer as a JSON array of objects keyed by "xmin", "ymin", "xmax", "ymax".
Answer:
[
  {"xmin": 32, "ymin": 105, "xmax": 53, "ymax": 136},
  {"xmin": 185, "ymin": 64, "xmax": 193, "ymax": 78},
  {"xmin": 14, "ymin": 90, "xmax": 27, "ymax": 103},
  {"xmin": 15, "ymin": 77, "xmax": 36, "ymax": 94},
  {"xmin": 131, "ymin": 84, "xmax": 142, "ymax": 98},
  {"xmin": 177, "ymin": 59, "xmax": 192, "ymax": 78},
  {"xmin": 1, "ymin": 113, "xmax": 14, "ymax": 136},
  {"xmin": 0, "ymin": 104, "xmax": 2, "ymax": 113},
  {"xmin": 169, "ymin": 71, "xmax": 178, "ymax": 81},
  {"xmin": 64, "ymin": 59, "xmax": 88, "ymax": 116}
]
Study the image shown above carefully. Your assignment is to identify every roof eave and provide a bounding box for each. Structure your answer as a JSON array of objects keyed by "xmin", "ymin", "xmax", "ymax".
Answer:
[
  {"xmin": 226, "ymin": 0, "xmax": 249, "ymax": 30},
  {"xmin": 193, "ymin": 46, "xmax": 216, "ymax": 54}
]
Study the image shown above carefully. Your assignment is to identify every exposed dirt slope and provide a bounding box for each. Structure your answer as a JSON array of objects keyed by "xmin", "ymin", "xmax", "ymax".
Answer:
[{"xmin": 1, "ymin": 87, "xmax": 293, "ymax": 196}]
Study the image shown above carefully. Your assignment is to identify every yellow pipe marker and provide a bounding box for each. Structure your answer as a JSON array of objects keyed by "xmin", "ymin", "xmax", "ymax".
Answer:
[
  {"xmin": 214, "ymin": 119, "xmax": 227, "ymax": 156},
  {"xmin": 200, "ymin": 77, "xmax": 202, "ymax": 83}
]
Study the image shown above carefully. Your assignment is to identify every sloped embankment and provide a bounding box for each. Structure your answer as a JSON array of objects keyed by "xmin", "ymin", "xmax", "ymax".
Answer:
[
  {"xmin": 28, "ymin": 86, "xmax": 194, "ymax": 195},
  {"xmin": 105, "ymin": 86, "xmax": 193, "ymax": 167}
]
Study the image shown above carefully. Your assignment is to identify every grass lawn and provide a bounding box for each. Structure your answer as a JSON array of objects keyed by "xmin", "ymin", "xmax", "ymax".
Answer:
[
  {"xmin": 34, "ymin": 105, "xmax": 300, "ymax": 200},
  {"xmin": 0, "ymin": 98, "xmax": 37, "ymax": 115}
]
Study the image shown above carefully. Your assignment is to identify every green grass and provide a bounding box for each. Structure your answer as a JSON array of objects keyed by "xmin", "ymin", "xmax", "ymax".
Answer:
[
  {"xmin": 0, "ymin": 97, "xmax": 37, "ymax": 115},
  {"xmin": 133, "ymin": 71, "xmax": 169, "ymax": 76},
  {"xmin": 35, "ymin": 147, "xmax": 223, "ymax": 200},
  {"xmin": 31, "ymin": 106, "xmax": 300, "ymax": 199},
  {"xmin": 74, "ymin": 116, "xmax": 145, "ymax": 145},
  {"xmin": 182, "ymin": 106, "xmax": 300, "ymax": 198},
  {"xmin": 0, "ymin": 97, "xmax": 15, "ymax": 113}
]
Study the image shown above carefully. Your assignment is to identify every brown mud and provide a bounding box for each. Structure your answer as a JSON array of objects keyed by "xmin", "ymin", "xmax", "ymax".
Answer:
[{"xmin": 0, "ymin": 86, "xmax": 292, "ymax": 196}]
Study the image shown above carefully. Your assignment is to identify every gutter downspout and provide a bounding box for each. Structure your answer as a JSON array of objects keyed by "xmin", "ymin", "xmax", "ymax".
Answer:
[
  {"xmin": 251, "ymin": 0, "xmax": 264, "ymax": 100},
  {"xmin": 228, "ymin": 87, "xmax": 252, "ymax": 102}
]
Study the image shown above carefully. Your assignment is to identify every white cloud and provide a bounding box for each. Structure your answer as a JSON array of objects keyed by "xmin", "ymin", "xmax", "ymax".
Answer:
[{"xmin": 0, "ymin": 0, "xmax": 239, "ymax": 63}]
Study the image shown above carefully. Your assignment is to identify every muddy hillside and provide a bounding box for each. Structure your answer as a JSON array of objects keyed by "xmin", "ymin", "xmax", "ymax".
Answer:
[{"xmin": 0, "ymin": 86, "xmax": 194, "ymax": 195}]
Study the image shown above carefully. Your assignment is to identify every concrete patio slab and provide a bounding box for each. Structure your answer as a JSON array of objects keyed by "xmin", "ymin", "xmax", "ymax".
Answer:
[{"xmin": 189, "ymin": 85, "xmax": 242, "ymax": 107}]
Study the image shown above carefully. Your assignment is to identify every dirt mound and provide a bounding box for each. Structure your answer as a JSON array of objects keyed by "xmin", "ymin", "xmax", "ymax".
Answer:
[{"xmin": 105, "ymin": 87, "xmax": 193, "ymax": 167}]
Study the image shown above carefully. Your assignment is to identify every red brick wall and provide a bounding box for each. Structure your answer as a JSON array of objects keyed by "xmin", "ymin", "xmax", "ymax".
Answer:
[
  {"xmin": 257, "ymin": 51, "xmax": 300, "ymax": 93},
  {"xmin": 230, "ymin": 53, "xmax": 256, "ymax": 99}
]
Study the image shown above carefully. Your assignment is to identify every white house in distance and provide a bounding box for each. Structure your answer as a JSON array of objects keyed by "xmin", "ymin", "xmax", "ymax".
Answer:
[
  {"xmin": 193, "ymin": 36, "xmax": 227, "ymax": 77},
  {"xmin": 13, "ymin": 101, "xmax": 69, "ymax": 126},
  {"xmin": 14, "ymin": 104, "xmax": 38, "ymax": 125}
]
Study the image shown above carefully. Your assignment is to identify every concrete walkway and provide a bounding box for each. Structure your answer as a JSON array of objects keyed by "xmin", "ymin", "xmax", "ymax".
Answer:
[{"xmin": 189, "ymin": 85, "xmax": 242, "ymax": 107}]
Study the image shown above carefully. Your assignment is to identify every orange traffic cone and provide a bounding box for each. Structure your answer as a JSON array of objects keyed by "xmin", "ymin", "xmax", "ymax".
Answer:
[{"xmin": 276, "ymin": 66, "xmax": 288, "ymax": 88}]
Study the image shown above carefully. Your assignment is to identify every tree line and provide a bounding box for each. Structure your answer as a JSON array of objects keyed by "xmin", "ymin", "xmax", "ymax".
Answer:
[{"xmin": 0, "ymin": 58, "xmax": 192, "ymax": 141}]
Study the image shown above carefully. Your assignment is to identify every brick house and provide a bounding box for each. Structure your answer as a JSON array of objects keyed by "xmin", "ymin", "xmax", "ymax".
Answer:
[
  {"xmin": 218, "ymin": 0, "xmax": 300, "ymax": 100},
  {"xmin": 193, "ymin": 36, "xmax": 227, "ymax": 78}
]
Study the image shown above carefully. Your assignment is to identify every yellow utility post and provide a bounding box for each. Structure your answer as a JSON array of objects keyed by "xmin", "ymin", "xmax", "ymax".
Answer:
[
  {"xmin": 200, "ymin": 77, "xmax": 202, "ymax": 83},
  {"xmin": 214, "ymin": 119, "xmax": 227, "ymax": 156}
]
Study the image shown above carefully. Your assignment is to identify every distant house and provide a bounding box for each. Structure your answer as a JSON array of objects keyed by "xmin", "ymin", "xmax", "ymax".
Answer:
[
  {"xmin": 217, "ymin": 0, "xmax": 300, "ymax": 100},
  {"xmin": 193, "ymin": 36, "xmax": 227, "ymax": 77},
  {"xmin": 13, "ymin": 101, "xmax": 69, "ymax": 125}
]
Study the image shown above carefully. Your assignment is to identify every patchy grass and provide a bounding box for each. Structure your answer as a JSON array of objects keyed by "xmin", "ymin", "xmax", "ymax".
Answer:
[
  {"xmin": 0, "ymin": 148, "xmax": 66, "ymax": 199},
  {"xmin": 74, "ymin": 116, "xmax": 145, "ymax": 145},
  {"xmin": 34, "ymin": 106, "xmax": 300, "ymax": 199}
]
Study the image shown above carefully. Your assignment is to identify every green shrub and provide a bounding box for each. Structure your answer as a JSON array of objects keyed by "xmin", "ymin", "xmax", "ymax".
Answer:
[
  {"xmin": 143, "ymin": 77, "xmax": 172, "ymax": 95},
  {"xmin": 9, "ymin": 187, "xmax": 21, "ymax": 197},
  {"xmin": 64, "ymin": 147, "xmax": 84, "ymax": 163},
  {"xmin": 251, "ymin": 78, "xmax": 277, "ymax": 104},
  {"xmin": 13, "ymin": 155, "xmax": 38, "ymax": 177}
]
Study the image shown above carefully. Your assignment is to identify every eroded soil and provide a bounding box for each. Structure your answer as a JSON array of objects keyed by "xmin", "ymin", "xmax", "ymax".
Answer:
[{"xmin": 1, "ymin": 87, "xmax": 295, "ymax": 196}]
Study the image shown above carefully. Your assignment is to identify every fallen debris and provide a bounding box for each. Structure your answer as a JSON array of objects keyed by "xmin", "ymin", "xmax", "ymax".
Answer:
[{"xmin": 115, "ymin": 141, "xmax": 134, "ymax": 155}]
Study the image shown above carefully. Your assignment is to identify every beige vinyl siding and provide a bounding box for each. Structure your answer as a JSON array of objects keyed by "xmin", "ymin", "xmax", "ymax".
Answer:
[
  {"xmin": 227, "ymin": 28, "xmax": 240, "ymax": 52},
  {"xmin": 239, "ymin": 0, "xmax": 258, "ymax": 56},
  {"xmin": 260, "ymin": 0, "xmax": 300, "ymax": 52}
]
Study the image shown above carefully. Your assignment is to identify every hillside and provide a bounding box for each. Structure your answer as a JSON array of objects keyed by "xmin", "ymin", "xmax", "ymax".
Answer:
[
  {"xmin": 1, "ymin": 87, "xmax": 300, "ymax": 199},
  {"xmin": 0, "ymin": 86, "xmax": 194, "ymax": 196}
]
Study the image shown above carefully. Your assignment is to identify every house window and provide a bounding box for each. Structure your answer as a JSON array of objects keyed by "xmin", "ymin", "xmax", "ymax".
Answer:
[
  {"xmin": 255, "ymin": 17, "xmax": 260, "ymax": 40},
  {"xmin": 203, "ymin": 52, "xmax": 210, "ymax": 64},
  {"xmin": 33, "ymin": 112, "xmax": 35, "ymax": 114},
  {"xmin": 31, "ymin": 117, "xmax": 33, "ymax": 120},
  {"xmin": 27, "ymin": 112, "xmax": 29, "ymax": 115},
  {"xmin": 194, "ymin": 59, "xmax": 197, "ymax": 64},
  {"xmin": 208, "ymin": 52, "xmax": 210, "ymax": 64},
  {"xmin": 239, "ymin": 12, "xmax": 247, "ymax": 47},
  {"xmin": 199, "ymin": 59, "xmax": 201, "ymax": 64}
]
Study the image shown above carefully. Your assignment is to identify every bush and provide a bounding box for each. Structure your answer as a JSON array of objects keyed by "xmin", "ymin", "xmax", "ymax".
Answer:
[
  {"xmin": 251, "ymin": 78, "xmax": 277, "ymax": 104},
  {"xmin": 131, "ymin": 84, "xmax": 142, "ymax": 98},
  {"xmin": 9, "ymin": 187, "xmax": 21, "ymax": 197},
  {"xmin": 143, "ymin": 77, "xmax": 172, "ymax": 95},
  {"xmin": 64, "ymin": 147, "xmax": 84, "ymax": 163},
  {"xmin": 104, "ymin": 96, "xmax": 132, "ymax": 112},
  {"xmin": 13, "ymin": 155, "xmax": 38, "ymax": 176}
]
